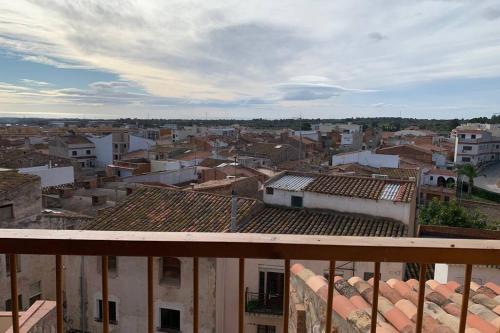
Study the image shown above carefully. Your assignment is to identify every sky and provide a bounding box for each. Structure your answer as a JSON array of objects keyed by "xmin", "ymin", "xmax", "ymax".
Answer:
[{"xmin": 1, "ymin": 0, "xmax": 500, "ymax": 119}]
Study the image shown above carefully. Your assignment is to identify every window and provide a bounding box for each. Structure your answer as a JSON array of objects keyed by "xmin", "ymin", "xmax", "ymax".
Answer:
[
  {"xmin": 97, "ymin": 300, "xmax": 117, "ymax": 324},
  {"xmin": 462, "ymin": 157, "xmax": 471, "ymax": 162},
  {"xmin": 257, "ymin": 325, "xmax": 276, "ymax": 333},
  {"xmin": 291, "ymin": 196, "xmax": 303, "ymax": 208},
  {"xmin": 159, "ymin": 308, "xmax": 180, "ymax": 332},
  {"xmin": 471, "ymin": 134, "xmax": 476, "ymax": 139},
  {"xmin": 5, "ymin": 295, "xmax": 22, "ymax": 311},
  {"xmin": 72, "ymin": 150, "xmax": 77, "ymax": 156},
  {"xmin": 86, "ymin": 150, "xmax": 91, "ymax": 155},
  {"xmin": 80, "ymin": 162, "xmax": 85, "ymax": 167},
  {"xmin": 160, "ymin": 257, "xmax": 181, "ymax": 287},
  {"xmin": 5, "ymin": 255, "xmax": 21, "ymax": 276},
  {"xmin": 114, "ymin": 144, "xmax": 118, "ymax": 149},
  {"xmin": 460, "ymin": 134, "xmax": 465, "ymax": 139},
  {"xmin": 462, "ymin": 146, "xmax": 472, "ymax": 151},
  {"xmin": 265, "ymin": 187, "xmax": 274, "ymax": 195},
  {"xmin": 29, "ymin": 281, "xmax": 42, "ymax": 306},
  {"xmin": 0, "ymin": 204, "xmax": 13, "ymax": 220},
  {"xmin": 430, "ymin": 176, "xmax": 434, "ymax": 181},
  {"xmin": 496, "ymin": 145, "xmax": 499, "ymax": 149}
]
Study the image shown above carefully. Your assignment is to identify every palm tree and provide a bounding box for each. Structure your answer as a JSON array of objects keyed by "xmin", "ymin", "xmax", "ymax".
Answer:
[{"xmin": 458, "ymin": 164, "xmax": 478, "ymax": 196}]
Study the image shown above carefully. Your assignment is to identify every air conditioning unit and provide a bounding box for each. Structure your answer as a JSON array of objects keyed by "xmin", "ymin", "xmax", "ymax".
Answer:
[{"xmin": 372, "ymin": 174, "xmax": 388, "ymax": 180}]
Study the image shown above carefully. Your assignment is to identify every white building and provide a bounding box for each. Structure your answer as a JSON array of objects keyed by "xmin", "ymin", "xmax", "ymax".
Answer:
[
  {"xmin": 18, "ymin": 165, "xmax": 74, "ymax": 188},
  {"xmin": 332, "ymin": 150, "xmax": 399, "ymax": 168},
  {"xmin": 88, "ymin": 133, "xmax": 155, "ymax": 167},
  {"xmin": 49, "ymin": 135, "xmax": 96, "ymax": 169},
  {"xmin": 263, "ymin": 171, "xmax": 417, "ymax": 230},
  {"xmin": 453, "ymin": 126, "xmax": 500, "ymax": 166}
]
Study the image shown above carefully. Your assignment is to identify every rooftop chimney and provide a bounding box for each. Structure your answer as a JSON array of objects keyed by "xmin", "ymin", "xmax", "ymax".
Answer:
[{"xmin": 230, "ymin": 190, "xmax": 237, "ymax": 232}]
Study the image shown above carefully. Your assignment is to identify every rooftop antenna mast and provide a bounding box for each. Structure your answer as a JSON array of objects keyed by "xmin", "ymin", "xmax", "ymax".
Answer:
[{"xmin": 298, "ymin": 114, "xmax": 302, "ymax": 167}]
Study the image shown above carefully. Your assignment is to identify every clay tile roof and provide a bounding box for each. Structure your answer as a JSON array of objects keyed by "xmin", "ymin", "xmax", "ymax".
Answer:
[
  {"xmin": 0, "ymin": 171, "xmax": 39, "ymax": 194},
  {"xmin": 292, "ymin": 266, "xmax": 500, "ymax": 333},
  {"xmin": 238, "ymin": 206, "xmax": 408, "ymax": 237},
  {"xmin": 84, "ymin": 186, "xmax": 259, "ymax": 232},
  {"xmin": 61, "ymin": 135, "xmax": 93, "ymax": 145},
  {"xmin": 303, "ymin": 174, "xmax": 416, "ymax": 203}
]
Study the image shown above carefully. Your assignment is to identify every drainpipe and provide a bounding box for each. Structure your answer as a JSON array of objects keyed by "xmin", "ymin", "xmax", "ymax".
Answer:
[{"xmin": 230, "ymin": 191, "xmax": 237, "ymax": 232}]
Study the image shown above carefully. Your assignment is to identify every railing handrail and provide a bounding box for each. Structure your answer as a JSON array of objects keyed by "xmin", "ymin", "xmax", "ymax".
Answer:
[{"xmin": 0, "ymin": 229, "xmax": 499, "ymax": 264}]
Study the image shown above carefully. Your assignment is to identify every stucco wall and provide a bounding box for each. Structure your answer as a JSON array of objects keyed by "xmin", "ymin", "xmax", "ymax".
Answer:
[
  {"xmin": 65, "ymin": 256, "xmax": 217, "ymax": 333},
  {"xmin": 18, "ymin": 165, "xmax": 74, "ymax": 188}
]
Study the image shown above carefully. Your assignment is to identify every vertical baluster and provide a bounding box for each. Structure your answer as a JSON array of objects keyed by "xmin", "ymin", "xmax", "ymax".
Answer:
[
  {"xmin": 56, "ymin": 255, "xmax": 64, "ymax": 333},
  {"xmin": 415, "ymin": 264, "xmax": 427, "ymax": 333},
  {"xmin": 9, "ymin": 254, "xmax": 19, "ymax": 333},
  {"xmin": 101, "ymin": 256, "xmax": 109, "ymax": 333},
  {"xmin": 147, "ymin": 256, "xmax": 154, "ymax": 333},
  {"xmin": 193, "ymin": 257, "xmax": 199, "ymax": 333},
  {"xmin": 458, "ymin": 265, "xmax": 472, "ymax": 333},
  {"xmin": 239, "ymin": 258, "xmax": 245, "ymax": 333},
  {"xmin": 283, "ymin": 259, "xmax": 290, "ymax": 333},
  {"xmin": 326, "ymin": 260, "xmax": 336, "ymax": 333},
  {"xmin": 370, "ymin": 262, "xmax": 381, "ymax": 333}
]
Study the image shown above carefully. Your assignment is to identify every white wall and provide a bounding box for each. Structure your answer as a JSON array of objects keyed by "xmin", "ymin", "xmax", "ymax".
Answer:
[
  {"xmin": 435, "ymin": 264, "xmax": 500, "ymax": 285},
  {"xmin": 18, "ymin": 165, "xmax": 74, "ymax": 187},
  {"xmin": 129, "ymin": 135, "xmax": 154, "ymax": 152},
  {"xmin": 263, "ymin": 189, "xmax": 412, "ymax": 225},
  {"xmin": 332, "ymin": 150, "xmax": 399, "ymax": 168},
  {"xmin": 151, "ymin": 160, "xmax": 199, "ymax": 172},
  {"xmin": 122, "ymin": 167, "xmax": 198, "ymax": 185},
  {"xmin": 88, "ymin": 134, "xmax": 113, "ymax": 168}
]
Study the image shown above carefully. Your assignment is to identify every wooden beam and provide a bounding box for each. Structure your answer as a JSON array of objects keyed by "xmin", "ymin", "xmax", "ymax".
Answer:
[
  {"xmin": 415, "ymin": 264, "xmax": 427, "ymax": 333},
  {"xmin": 9, "ymin": 254, "xmax": 19, "ymax": 333},
  {"xmin": 325, "ymin": 260, "xmax": 336, "ymax": 333},
  {"xmin": 370, "ymin": 262, "xmax": 381, "ymax": 333},
  {"xmin": 56, "ymin": 255, "xmax": 64, "ymax": 333},
  {"xmin": 0, "ymin": 230, "xmax": 498, "ymax": 264},
  {"xmin": 458, "ymin": 265, "xmax": 472, "ymax": 333}
]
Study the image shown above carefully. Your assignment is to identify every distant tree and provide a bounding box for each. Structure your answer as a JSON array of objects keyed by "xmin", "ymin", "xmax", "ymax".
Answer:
[
  {"xmin": 301, "ymin": 122, "xmax": 312, "ymax": 131},
  {"xmin": 458, "ymin": 164, "xmax": 478, "ymax": 195},
  {"xmin": 419, "ymin": 199, "xmax": 487, "ymax": 229}
]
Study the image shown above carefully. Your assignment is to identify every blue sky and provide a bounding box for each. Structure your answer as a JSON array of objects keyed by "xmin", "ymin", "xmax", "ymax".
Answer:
[{"xmin": 1, "ymin": 0, "xmax": 500, "ymax": 119}]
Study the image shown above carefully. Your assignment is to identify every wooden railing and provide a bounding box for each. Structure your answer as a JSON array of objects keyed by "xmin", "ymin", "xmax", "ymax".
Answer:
[{"xmin": 1, "ymin": 229, "xmax": 499, "ymax": 333}]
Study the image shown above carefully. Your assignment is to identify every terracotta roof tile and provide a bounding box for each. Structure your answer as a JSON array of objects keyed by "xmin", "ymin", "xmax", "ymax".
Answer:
[
  {"xmin": 0, "ymin": 171, "xmax": 39, "ymax": 194},
  {"xmin": 238, "ymin": 206, "xmax": 408, "ymax": 237},
  {"xmin": 85, "ymin": 186, "xmax": 259, "ymax": 232},
  {"xmin": 293, "ymin": 267, "xmax": 500, "ymax": 333}
]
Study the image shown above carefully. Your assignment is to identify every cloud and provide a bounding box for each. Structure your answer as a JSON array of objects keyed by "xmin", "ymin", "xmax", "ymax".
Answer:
[
  {"xmin": 1, "ymin": 1, "xmax": 500, "ymax": 117},
  {"xmin": 482, "ymin": 7, "xmax": 500, "ymax": 20},
  {"xmin": 368, "ymin": 32, "xmax": 387, "ymax": 41},
  {"xmin": 21, "ymin": 79, "xmax": 51, "ymax": 86},
  {"xmin": 277, "ymin": 77, "xmax": 377, "ymax": 101}
]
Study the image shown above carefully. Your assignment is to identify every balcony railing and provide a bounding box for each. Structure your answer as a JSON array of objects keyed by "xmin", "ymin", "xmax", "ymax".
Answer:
[
  {"xmin": 1, "ymin": 229, "xmax": 499, "ymax": 333},
  {"xmin": 245, "ymin": 291, "xmax": 284, "ymax": 316}
]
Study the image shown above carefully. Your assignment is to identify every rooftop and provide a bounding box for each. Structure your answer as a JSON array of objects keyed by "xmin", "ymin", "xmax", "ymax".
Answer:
[
  {"xmin": 60, "ymin": 135, "xmax": 93, "ymax": 145},
  {"xmin": 238, "ymin": 206, "xmax": 407, "ymax": 237},
  {"xmin": 292, "ymin": 263, "xmax": 500, "ymax": 333},
  {"xmin": 85, "ymin": 186, "xmax": 259, "ymax": 232},
  {"xmin": 0, "ymin": 170, "xmax": 39, "ymax": 195},
  {"xmin": 266, "ymin": 171, "xmax": 416, "ymax": 203}
]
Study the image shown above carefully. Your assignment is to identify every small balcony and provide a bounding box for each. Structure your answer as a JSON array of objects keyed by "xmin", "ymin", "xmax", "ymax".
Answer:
[
  {"xmin": 0, "ymin": 229, "xmax": 499, "ymax": 333},
  {"xmin": 245, "ymin": 291, "xmax": 284, "ymax": 316}
]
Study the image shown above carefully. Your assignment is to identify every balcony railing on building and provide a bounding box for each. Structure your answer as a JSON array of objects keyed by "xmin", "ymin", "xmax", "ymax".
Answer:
[
  {"xmin": 245, "ymin": 290, "xmax": 284, "ymax": 316},
  {"xmin": 0, "ymin": 229, "xmax": 499, "ymax": 333}
]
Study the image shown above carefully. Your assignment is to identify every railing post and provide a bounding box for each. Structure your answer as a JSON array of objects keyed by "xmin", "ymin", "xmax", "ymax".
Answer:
[
  {"xmin": 370, "ymin": 262, "xmax": 381, "ymax": 333},
  {"xmin": 326, "ymin": 260, "xmax": 336, "ymax": 333},
  {"xmin": 415, "ymin": 264, "xmax": 427, "ymax": 333},
  {"xmin": 239, "ymin": 258, "xmax": 245, "ymax": 333},
  {"xmin": 193, "ymin": 257, "xmax": 199, "ymax": 333},
  {"xmin": 458, "ymin": 265, "xmax": 472, "ymax": 333},
  {"xmin": 147, "ymin": 256, "xmax": 154, "ymax": 333},
  {"xmin": 56, "ymin": 255, "xmax": 64, "ymax": 333},
  {"xmin": 9, "ymin": 254, "xmax": 19, "ymax": 333},
  {"xmin": 101, "ymin": 255, "xmax": 109, "ymax": 333},
  {"xmin": 283, "ymin": 259, "xmax": 290, "ymax": 333}
]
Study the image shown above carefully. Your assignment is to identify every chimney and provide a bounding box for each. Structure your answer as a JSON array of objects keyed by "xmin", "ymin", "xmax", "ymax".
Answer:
[{"xmin": 230, "ymin": 190, "xmax": 237, "ymax": 232}]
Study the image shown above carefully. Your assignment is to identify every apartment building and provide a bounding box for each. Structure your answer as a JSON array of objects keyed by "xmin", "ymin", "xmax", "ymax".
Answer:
[
  {"xmin": 48, "ymin": 134, "xmax": 96, "ymax": 169},
  {"xmin": 0, "ymin": 172, "xmax": 55, "ymax": 315},
  {"xmin": 64, "ymin": 173, "xmax": 414, "ymax": 333},
  {"xmin": 313, "ymin": 123, "xmax": 363, "ymax": 150},
  {"xmin": 454, "ymin": 127, "xmax": 500, "ymax": 166}
]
